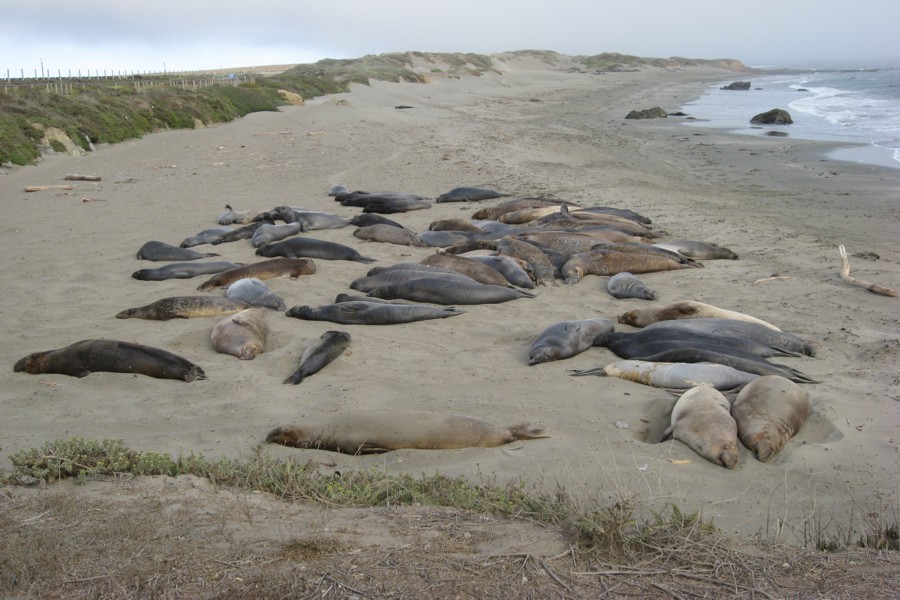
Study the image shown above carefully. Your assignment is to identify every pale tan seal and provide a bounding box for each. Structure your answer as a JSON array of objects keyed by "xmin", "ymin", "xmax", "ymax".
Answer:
[
  {"xmin": 571, "ymin": 360, "xmax": 760, "ymax": 391},
  {"xmin": 618, "ymin": 301, "xmax": 783, "ymax": 331},
  {"xmin": 210, "ymin": 308, "xmax": 269, "ymax": 360},
  {"xmin": 421, "ymin": 253, "xmax": 512, "ymax": 287},
  {"xmin": 663, "ymin": 385, "xmax": 740, "ymax": 468},
  {"xmin": 730, "ymin": 375, "xmax": 812, "ymax": 462},
  {"xmin": 266, "ymin": 410, "xmax": 548, "ymax": 454},
  {"xmin": 116, "ymin": 296, "xmax": 249, "ymax": 320}
]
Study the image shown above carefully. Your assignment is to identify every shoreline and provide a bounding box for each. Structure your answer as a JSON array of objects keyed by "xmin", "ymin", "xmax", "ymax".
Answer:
[{"xmin": 2, "ymin": 62, "xmax": 898, "ymax": 543}]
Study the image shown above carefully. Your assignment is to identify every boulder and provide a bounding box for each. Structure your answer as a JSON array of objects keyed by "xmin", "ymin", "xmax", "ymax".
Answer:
[
  {"xmin": 750, "ymin": 109, "xmax": 793, "ymax": 125},
  {"xmin": 721, "ymin": 81, "xmax": 751, "ymax": 90},
  {"xmin": 625, "ymin": 106, "xmax": 668, "ymax": 120}
]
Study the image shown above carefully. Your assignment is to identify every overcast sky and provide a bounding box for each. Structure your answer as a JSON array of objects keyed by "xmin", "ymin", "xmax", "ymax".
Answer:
[{"xmin": 4, "ymin": 1, "xmax": 899, "ymax": 77}]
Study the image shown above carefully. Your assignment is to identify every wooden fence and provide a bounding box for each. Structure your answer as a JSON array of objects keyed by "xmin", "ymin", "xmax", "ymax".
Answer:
[{"xmin": 1, "ymin": 73, "xmax": 256, "ymax": 95}]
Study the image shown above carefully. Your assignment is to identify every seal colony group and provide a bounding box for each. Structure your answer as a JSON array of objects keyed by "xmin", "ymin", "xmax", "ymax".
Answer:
[{"xmin": 14, "ymin": 182, "xmax": 821, "ymax": 461}]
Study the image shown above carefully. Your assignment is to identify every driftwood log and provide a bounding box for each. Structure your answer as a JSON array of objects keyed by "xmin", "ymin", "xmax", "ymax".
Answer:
[
  {"xmin": 64, "ymin": 174, "xmax": 102, "ymax": 181},
  {"xmin": 24, "ymin": 185, "xmax": 75, "ymax": 192},
  {"xmin": 838, "ymin": 245, "xmax": 900, "ymax": 298}
]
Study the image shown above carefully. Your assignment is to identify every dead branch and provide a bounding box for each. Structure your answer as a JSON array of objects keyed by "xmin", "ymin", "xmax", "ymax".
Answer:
[
  {"xmin": 839, "ymin": 245, "xmax": 900, "ymax": 298},
  {"xmin": 64, "ymin": 174, "xmax": 102, "ymax": 181},
  {"xmin": 24, "ymin": 185, "xmax": 75, "ymax": 192}
]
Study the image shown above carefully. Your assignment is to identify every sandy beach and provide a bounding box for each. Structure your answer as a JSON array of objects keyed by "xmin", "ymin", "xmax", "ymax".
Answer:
[{"xmin": 2, "ymin": 52, "xmax": 898, "ymax": 555}]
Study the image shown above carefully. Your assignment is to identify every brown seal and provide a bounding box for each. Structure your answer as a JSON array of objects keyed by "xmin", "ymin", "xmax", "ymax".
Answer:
[
  {"xmin": 116, "ymin": 296, "xmax": 249, "ymax": 320},
  {"xmin": 617, "ymin": 301, "xmax": 782, "ymax": 331},
  {"xmin": 353, "ymin": 224, "xmax": 428, "ymax": 247},
  {"xmin": 730, "ymin": 375, "xmax": 812, "ymax": 462},
  {"xmin": 196, "ymin": 258, "xmax": 316, "ymax": 292},
  {"xmin": 561, "ymin": 248, "xmax": 697, "ymax": 283},
  {"xmin": 13, "ymin": 339, "xmax": 205, "ymax": 381},
  {"xmin": 662, "ymin": 385, "xmax": 739, "ymax": 468},
  {"xmin": 266, "ymin": 410, "xmax": 548, "ymax": 454},
  {"xmin": 210, "ymin": 308, "xmax": 269, "ymax": 360},
  {"xmin": 421, "ymin": 253, "xmax": 512, "ymax": 287}
]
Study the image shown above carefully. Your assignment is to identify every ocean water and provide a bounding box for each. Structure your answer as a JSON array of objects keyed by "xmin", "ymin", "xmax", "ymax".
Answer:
[{"xmin": 680, "ymin": 68, "xmax": 900, "ymax": 169}]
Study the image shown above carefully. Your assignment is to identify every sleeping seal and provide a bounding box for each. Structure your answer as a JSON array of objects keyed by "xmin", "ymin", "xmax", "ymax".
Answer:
[
  {"xmin": 730, "ymin": 375, "xmax": 812, "ymax": 462},
  {"xmin": 196, "ymin": 258, "xmax": 316, "ymax": 291},
  {"xmin": 286, "ymin": 301, "xmax": 465, "ymax": 325},
  {"xmin": 663, "ymin": 385, "xmax": 740, "ymax": 468},
  {"xmin": 266, "ymin": 410, "xmax": 548, "ymax": 453},
  {"xmin": 367, "ymin": 277, "xmax": 535, "ymax": 305},
  {"xmin": 528, "ymin": 318, "xmax": 615, "ymax": 365},
  {"xmin": 606, "ymin": 272, "xmax": 656, "ymax": 300},
  {"xmin": 225, "ymin": 278, "xmax": 285, "ymax": 311},
  {"xmin": 137, "ymin": 240, "xmax": 220, "ymax": 261},
  {"xmin": 436, "ymin": 187, "xmax": 504, "ymax": 202},
  {"xmin": 131, "ymin": 261, "xmax": 241, "ymax": 281},
  {"xmin": 284, "ymin": 331, "xmax": 351, "ymax": 384},
  {"xmin": 256, "ymin": 237, "xmax": 375, "ymax": 264},
  {"xmin": 116, "ymin": 296, "xmax": 249, "ymax": 320},
  {"xmin": 618, "ymin": 301, "xmax": 782, "ymax": 331},
  {"xmin": 571, "ymin": 360, "xmax": 760, "ymax": 391},
  {"xmin": 210, "ymin": 308, "xmax": 269, "ymax": 360},
  {"xmin": 14, "ymin": 339, "xmax": 205, "ymax": 382}
]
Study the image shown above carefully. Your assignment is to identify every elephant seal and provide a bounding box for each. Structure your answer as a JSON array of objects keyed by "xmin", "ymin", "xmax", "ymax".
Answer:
[
  {"xmin": 116, "ymin": 296, "xmax": 249, "ymax": 320},
  {"xmin": 137, "ymin": 240, "xmax": 220, "ymax": 261},
  {"xmin": 419, "ymin": 230, "xmax": 485, "ymax": 248},
  {"xmin": 353, "ymin": 224, "xmax": 428, "ymax": 247},
  {"xmin": 627, "ymin": 348, "xmax": 819, "ymax": 384},
  {"xmin": 618, "ymin": 301, "xmax": 782, "ymax": 331},
  {"xmin": 471, "ymin": 198, "xmax": 581, "ymax": 220},
  {"xmin": 218, "ymin": 205, "xmax": 256, "ymax": 225},
  {"xmin": 266, "ymin": 410, "xmax": 548, "ymax": 454},
  {"xmin": 730, "ymin": 375, "xmax": 812, "ymax": 462},
  {"xmin": 131, "ymin": 261, "xmax": 241, "ymax": 281},
  {"xmin": 225, "ymin": 278, "xmax": 286, "ymax": 311},
  {"xmin": 362, "ymin": 197, "xmax": 432, "ymax": 214},
  {"xmin": 436, "ymin": 187, "xmax": 504, "ymax": 203},
  {"xmin": 350, "ymin": 266, "xmax": 477, "ymax": 293},
  {"xmin": 210, "ymin": 222, "xmax": 266, "ymax": 245},
  {"xmin": 607, "ymin": 272, "xmax": 656, "ymax": 300},
  {"xmin": 663, "ymin": 385, "xmax": 739, "ymax": 468},
  {"xmin": 349, "ymin": 213, "xmax": 405, "ymax": 229},
  {"xmin": 529, "ymin": 318, "xmax": 615, "ymax": 365},
  {"xmin": 14, "ymin": 339, "xmax": 205, "ymax": 382},
  {"xmin": 251, "ymin": 223, "xmax": 303, "ymax": 248},
  {"xmin": 197, "ymin": 258, "xmax": 316, "ymax": 291},
  {"xmin": 210, "ymin": 308, "xmax": 269, "ymax": 360},
  {"xmin": 328, "ymin": 184, "xmax": 349, "ymax": 197},
  {"xmin": 571, "ymin": 360, "xmax": 760, "ymax": 391},
  {"xmin": 652, "ymin": 240, "xmax": 739, "ymax": 260},
  {"xmin": 466, "ymin": 255, "xmax": 535, "ymax": 289},
  {"xmin": 367, "ymin": 277, "xmax": 535, "ymax": 305},
  {"xmin": 179, "ymin": 227, "xmax": 234, "ymax": 248},
  {"xmin": 256, "ymin": 237, "xmax": 375, "ymax": 264},
  {"xmin": 594, "ymin": 329, "xmax": 802, "ymax": 360},
  {"xmin": 421, "ymin": 253, "xmax": 512, "ymax": 287},
  {"xmin": 561, "ymin": 248, "xmax": 697, "ymax": 283},
  {"xmin": 287, "ymin": 301, "xmax": 465, "ymax": 325},
  {"xmin": 428, "ymin": 218, "xmax": 485, "ymax": 233},
  {"xmin": 642, "ymin": 318, "xmax": 816, "ymax": 357},
  {"xmin": 284, "ymin": 330, "xmax": 351, "ymax": 384}
]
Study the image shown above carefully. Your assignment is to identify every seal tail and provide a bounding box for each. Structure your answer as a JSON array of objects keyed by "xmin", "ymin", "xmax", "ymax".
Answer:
[
  {"xmin": 769, "ymin": 362, "xmax": 821, "ymax": 384},
  {"xmin": 509, "ymin": 424, "xmax": 550, "ymax": 440}
]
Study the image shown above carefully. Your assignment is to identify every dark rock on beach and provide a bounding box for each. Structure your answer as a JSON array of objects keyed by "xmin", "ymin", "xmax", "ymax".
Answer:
[
  {"xmin": 625, "ymin": 106, "xmax": 668, "ymax": 119},
  {"xmin": 721, "ymin": 81, "xmax": 751, "ymax": 90},
  {"xmin": 750, "ymin": 109, "xmax": 793, "ymax": 125}
]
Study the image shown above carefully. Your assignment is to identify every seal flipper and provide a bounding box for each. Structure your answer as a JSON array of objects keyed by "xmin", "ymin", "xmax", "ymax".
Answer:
[
  {"xmin": 569, "ymin": 367, "xmax": 608, "ymax": 377},
  {"xmin": 508, "ymin": 424, "xmax": 550, "ymax": 440}
]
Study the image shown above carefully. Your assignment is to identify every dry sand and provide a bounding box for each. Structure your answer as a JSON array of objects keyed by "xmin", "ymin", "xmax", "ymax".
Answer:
[{"xmin": 2, "ymin": 54, "xmax": 898, "ymax": 548}]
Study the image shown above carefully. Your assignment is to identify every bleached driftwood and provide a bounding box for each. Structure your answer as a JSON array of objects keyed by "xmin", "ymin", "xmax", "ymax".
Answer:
[
  {"xmin": 24, "ymin": 185, "xmax": 75, "ymax": 192},
  {"xmin": 839, "ymin": 245, "xmax": 900, "ymax": 298}
]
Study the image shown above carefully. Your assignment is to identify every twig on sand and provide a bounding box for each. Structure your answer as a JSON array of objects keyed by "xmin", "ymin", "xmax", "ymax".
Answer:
[
  {"xmin": 838, "ymin": 245, "xmax": 900, "ymax": 298},
  {"xmin": 24, "ymin": 185, "xmax": 75, "ymax": 192},
  {"xmin": 64, "ymin": 174, "xmax": 102, "ymax": 181}
]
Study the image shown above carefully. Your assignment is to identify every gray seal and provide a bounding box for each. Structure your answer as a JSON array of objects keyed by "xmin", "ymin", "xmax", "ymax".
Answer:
[
  {"xmin": 353, "ymin": 224, "xmax": 428, "ymax": 247},
  {"xmin": 266, "ymin": 410, "xmax": 548, "ymax": 454},
  {"xmin": 652, "ymin": 240, "xmax": 739, "ymax": 260},
  {"xmin": 179, "ymin": 227, "xmax": 234, "ymax": 248},
  {"xmin": 662, "ymin": 385, "xmax": 739, "ymax": 468},
  {"xmin": 251, "ymin": 223, "xmax": 303, "ymax": 248},
  {"xmin": 131, "ymin": 261, "xmax": 241, "ymax": 281},
  {"xmin": 466, "ymin": 255, "xmax": 535, "ymax": 289},
  {"xmin": 284, "ymin": 330, "xmax": 351, "ymax": 384},
  {"xmin": 367, "ymin": 277, "xmax": 535, "ymax": 305},
  {"xmin": 607, "ymin": 272, "xmax": 656, "ymax": 300},
  {"xmin": 287, "ymin": 301, "xmax": 465, "ymax": 325},
  {"xmin": 571, "ymin": 360, "xmax": 760, "ymax": 391},
  {"xmin": 642, "ymin": 318, "xmax": 815, "ymax": 357},
  {"xmin": 136, "ymin": 240, "xmax": 220, "ymax": 261},
  {"xmin": 436, "ymin": 187, "xmax": 504, "ymax": 202},
  {"xmin": 225, "ymin": 278, "xmax": 286, "ymax": 311},
  {"xmin": 256, "ymin": 237, "xmax": 376, "ymax": 264},
  {"xmin": 529, "ymin": 318, "xmax": 615, "ymax": 365},
  {"xmin": 14, "ymin": 339, "xmax": 205, "ymax": 382}
]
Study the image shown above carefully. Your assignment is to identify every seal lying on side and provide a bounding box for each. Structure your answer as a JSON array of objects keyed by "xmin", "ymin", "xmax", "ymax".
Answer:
[
  {"xmin": 266, "ymin": 410, "xmax": 548, "ymax": 453},
  {"xmin": 436, "ymin": 187, "xmax": 504, "ymax": 202},
  {"xmin": 14, "ymin": 339, "xmax": 205, "ymax": 381},
  {"xmin": 642, "ymin": 318, "xmax": 816, "ymax": 357},
  {"xmin": 287, "ymin": 301, "xmax": 465, "ymax": 325},
  {"xmin": 353, "ymin": 224, "xmax": 428, "ymax": 247},
  {"xmin": 652, "ymin": 240, "xmax": 739, "ymax": 260},
  {"xmin": 561, "ymin": 248, "xmax": 697, "ymax": 283},
  {"xmin": 196, "ymin": 258, "xmax": 316, "ymax": 291},
  {"xmin": 137, "ymin": 240, "xmax": 220, "ymax": 261},
  {"xmin": 251, "ymin": 223, "xmax": 303, "ymax": 248},
  {"xmin": 179, "ymin": 227, "xmax": 234, "ymax": 248},
  {"xmin": 607, "ymin": 272, "xmax": 656, "ymax": 300},
  {"xmin": 571, "ymin": 360, "xmax": 760, "ymax": 391},
  {"xmin": 367, "ymin": 277, "xmax": 535, "ymax": 305},
  {"xmin": 730, "ymin": 375, "xmax": 812, "ymax": 462},
  {"xmin": 132, "ymin": 261, "xmax": 240, "ymax": 281},
  {"xmin": 116, "ymin": 296, "xmax": 249, "ymax": 320},
  {"xmin": 663, "ymin": 385, "xmax": 740, "ymax": 468},
  {"xmin": 211, "ymin": 308, "xmax": 269, "ymax": 360},
  {"xmin": 618, "ymin": 301, "xmax": 782, "ymax": 331},
  {"xmin": 466, "ymin": 255, "xmax": 535, "ymax": 289},
  {"xmin": 529, "ymin": 318, "xmax": 615, "ymax": 365},
  {"xmin": 284, "ymin": 330, "xmax": 351, "ymax": 384},
  {"xmin": 256, "ymin": 237, "xmax": 376, "ymax": 263},
  {"xmin": 225, "ymin": 278, "xmax": 286, "ymax": 311}
]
